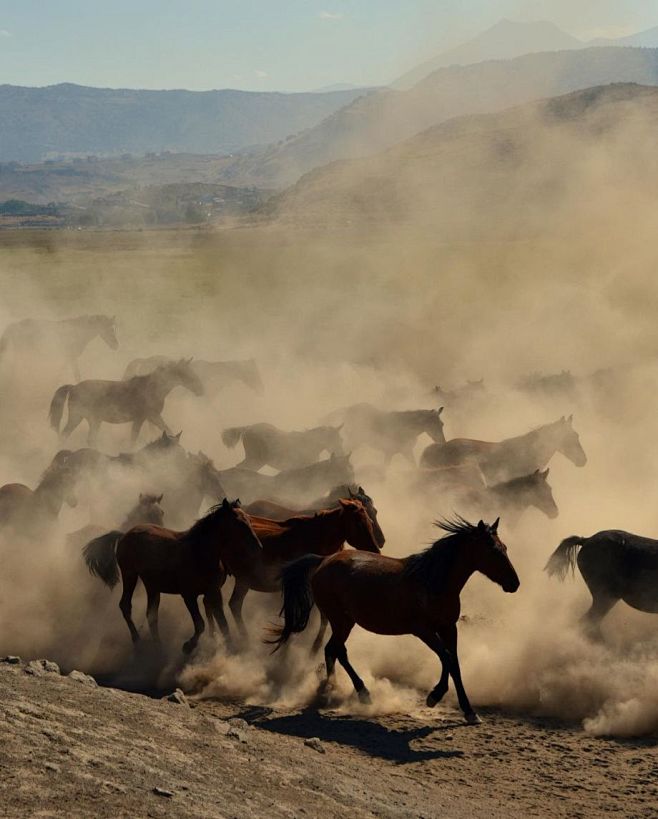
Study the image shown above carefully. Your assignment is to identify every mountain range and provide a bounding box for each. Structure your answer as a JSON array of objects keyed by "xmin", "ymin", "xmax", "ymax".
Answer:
[
  {"xmin": 219, "ymin": 47, "xmax": 658, "ymax": 189},
  {"xmin": 394, "ymin": 18, "xmax": 658, "ymax": 88},
  {"xmin": 0, "ymin": 83, "xmax": 369, "ymax": 164},
  {"xmin": 265, "ymin": 82, "xmax": 658, "ymax": 234}
]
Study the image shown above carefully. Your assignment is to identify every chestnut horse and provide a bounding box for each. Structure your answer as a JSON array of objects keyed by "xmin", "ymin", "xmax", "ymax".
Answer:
[
  {"xmin": 420, "ymin": 416, "xmax": 586, "ymax": 483},
  {"xmin": 83, "ymin": 499, "xmax": 262, "ymax": 654},
  {"xmin": 243, "ymin": 484, "xmax": 385, "ymax": 549},
  {"xmin": 221, "ymin": 499, "xmax": 382, "ymax": 649},
  {"xmin": 271, "ymin": 517, "xmax": 519, "ymax": 724}
]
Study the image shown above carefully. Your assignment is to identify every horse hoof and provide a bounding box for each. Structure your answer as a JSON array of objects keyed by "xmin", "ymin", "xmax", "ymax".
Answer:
[
  {"xmin": 465, "ymin": 712, "xmax": 482, "ymax": 725},
  {"xmin": 357, "ymin": 688, "xmax": 372, "ymax": 705},
  {"xmin": 182, "ymin": 640, "xmax": 196, "ymax": 656},
  {"xmin": 426, "ymin": 693, "xmax": 438, "ymax": 708}
]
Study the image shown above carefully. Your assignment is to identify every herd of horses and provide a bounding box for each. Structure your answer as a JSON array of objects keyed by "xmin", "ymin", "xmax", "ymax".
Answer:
[{"xmin": 1, "ymin": 313, "xmax": 658, "ymax": 723}]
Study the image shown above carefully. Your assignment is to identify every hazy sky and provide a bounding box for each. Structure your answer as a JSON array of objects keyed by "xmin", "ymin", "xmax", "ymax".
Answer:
[{"xmin": 0, "ymin": 0, "xmax": 656, "ymax": 92}]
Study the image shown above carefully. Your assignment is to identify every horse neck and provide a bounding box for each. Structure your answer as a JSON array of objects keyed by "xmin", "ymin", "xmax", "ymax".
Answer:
[
  {"xmin": 443, "ymin": 547, "xmax": 479, "ymax": 596},
  {"xmin": 147, "ymin": 369, "xmax": 178, "ymax": 399},
  {"xmin": 513, "ymin": 425, "xmax": 559, "ymax": 463},
  {"xmin": 33, "ymin": 476, "xmax": 66, "ymax": 517},
  {"xmin": 288, "ymin": 508, "xmax": 346, "ymax": 556},
  {"xmin": 66, "ymin": 317, "xmax": 100, "ymax": 347}
]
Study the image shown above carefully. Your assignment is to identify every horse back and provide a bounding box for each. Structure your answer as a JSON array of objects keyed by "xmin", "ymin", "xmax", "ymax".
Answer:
[{"xmin": 421, "ymin": 438, "xmax": 495, "ymax": 468}]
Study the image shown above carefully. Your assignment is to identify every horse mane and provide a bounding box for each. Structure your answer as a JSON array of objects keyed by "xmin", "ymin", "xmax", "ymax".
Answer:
[
  {"xmin": 182, "ymin": 501, "xmax": 235, "ymax": 548},
  {"xmin": 403, "ymin": 516, "xmax": 478, "ymax": 592}
]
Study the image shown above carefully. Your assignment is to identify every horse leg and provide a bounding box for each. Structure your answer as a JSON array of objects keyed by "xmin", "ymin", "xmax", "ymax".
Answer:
[
  {"xmin": 145, "ymin": 587, "xmax": 161, "ymax": 645},
  {"xmin": 181, "ymin": 594, "xmax": 205, "ymax": 655},
  {"xmin": 311, "ymin": 611, "xmax": 328, "ymax": 656},
  {"xmin": 118, "ymin": 571, "xmax": 141, "ymax": 646},
  {"xmin": 432, "ymin": 623, "xmax": 479, "ymax": 724},
  {"xmin": 581, "ymin": 591, "xmax": 617, "ymax": 641},
  {"xmin": 87, "ymin": 417, "xmax": 101, "ymax": 448},
  {"xmin": 228, "ymin": 581, "xmax": 250, "ymax": 643},
  {"xmin": 130, "ymin": 418, "xmax": 144, "ymax": 445},
  {"xmin": 203, "ymin": 588, "xmax": 232, "ymax": 647},
  {"xmin": 325, "ymin": 620, "xmax": 370, "ymax": 703},
  {"xmin": 147, "ymin": 413, "xmax": 172, "ymax": 435}
]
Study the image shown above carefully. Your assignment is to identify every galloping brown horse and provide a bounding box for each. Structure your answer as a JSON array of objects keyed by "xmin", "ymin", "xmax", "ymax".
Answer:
[
  {"xmin": 271, "ymin": 517, "xmax": 519, "ymax": 724},
  {"xmin": 221, "ymin": 499, "xmax": 382, "ymax": 649},
  {"xmin": 83, "ymin": 499, "xmax": 262, "ymax": 654},
  {"xmin": 420, "ymin": 416, "xmax": 586, "ymax": 483},
  {"xmin": 243, "ymin": 484, "xmax": 385, "ymax": 549},
  {"xmin": 49, "ymin": 359, "xmax": 203, "ymax": 446}
]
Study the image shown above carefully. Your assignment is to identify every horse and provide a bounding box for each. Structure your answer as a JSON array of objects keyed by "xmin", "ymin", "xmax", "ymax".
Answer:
[
  {"xmin": 68, "ymin": 493, "xmax": 165, "ymax": 550},
  {"xmin": 222, "ymin": 422, "xmax": 344, "ymax": 471},
  {"xmin": 517, "ymin": 370, "xmax": 578, "ymax": 402},
  {"xmin": 420, "ymin": 416, "xmax": 586, "ymax": 483},
  {"xmin": 83, "ymin": 498, "xmax": 262, "ymax": 654},
  {"xmin": 546, "ymin": 529, "xmax": 658, "ymax": 636},
  {"xmin": 123, "ymin": 356, "xmax": 264, "ymax": 395},
  {"xmin": 243, "ymin": 484, "xmax": 385, "ymax": 549},
  {"xmin": 333, "ymin": 404, "xmax": 445, "ymax": 465},
  {"xmin": 218, "ymin": 453, "xmax": 355, "ymax": 507},
  {"xmin": 441, "ymin": 469, "xmax": 558, "ymax": 527},
  {"xmin": 0, "ymin": 315, "xmax": 118, "ymax": 379},
  {"xmin": 0, "ymin": 462, "xmax": 78, "ymax": 538},
  {"xmin": 48, "ymin": 438, "xmax": 225, "ymax": 530},
  {"xmin": 271, "ymin": 517, "xmax": 519, "ymax": 723},
  {"xmin": 49, "ymin": 359, "xmax": 204, "ymax": 446},
  {"xmin": 222, "ymin": 499, "xmax": 382, "ymax": 646}
]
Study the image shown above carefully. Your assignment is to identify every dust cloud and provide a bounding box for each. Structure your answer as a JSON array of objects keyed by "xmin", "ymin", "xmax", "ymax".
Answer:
[{"xmin": 2, "ymin": 85, "xmax": 658, "ymax": 738}]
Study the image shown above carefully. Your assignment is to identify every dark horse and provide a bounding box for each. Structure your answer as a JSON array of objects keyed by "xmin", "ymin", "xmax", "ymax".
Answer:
[
  {"xmin": 83, "ymin": 499, "xmax": 262, "ymax": 654},
  {"xmin": 335, "ymin": 404, "xmax": 445, "ymax": 465},
  {"xmin": 218, "ymin": 453, "xmax": 354, "ymax": 507},
  {"xmin": 222, "ymin": 499, "xmax": 382, "ymax": 647},
  {"xmin": 0, "ymin": 314, "xmax": 118, "ymax": 379},
  {"xmin": 546, "ymin": 529, "xmax": 658, "ymax": 635},
  {"xmin": 420, "ymin": 416, "xmax": 586, "ymax": 483},
  {"xmin": 123, "ymin": 356, "xmax": 263, "ymax": 395},
  {"xmin": 271, "ymin": 517, "xmax": 519, "ymax": 723},
  {"xmin": 69, "ymin": 493, "xmax": 165, "ymax": 550},
  {"xmin": 244, "ymin": 484, "xmax": 385, "ymax": 549},
  {"xmin": 49, "ymin": 359, "xmax": 203, "ymax": 446},
  {"xmin": 222, "ymin": 422, "xmax": 344, "ymax": 471},
  {"xmin": 0, "ymin": 462, "xmax": 78, "ymax": 537}
]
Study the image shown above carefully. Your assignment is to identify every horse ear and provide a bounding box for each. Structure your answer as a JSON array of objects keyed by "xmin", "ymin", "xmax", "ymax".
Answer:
[
  {"xmin": 157, "ymin": 494, "xmax": 164, "ymax": 502},
  {"xmin": 437, "ymin": 406, "xmax": 444, "ymax": 416},
  {"xmin": 222, "ymin": 498, "xmax": 230, "ymax": 509},
  {"xmin": 335, "ymin": 423, "xmax": 344, "ymax": 432},
  {"xmin": 477, "ymin": 520, "xmax": 486, "ymax": 531},
  {"xmin": 175, "ymin": 431, "xmax": 182, "ymax": 440},
  {"xmin": 491, "ymin": 517, "xmax": 500, "ymax": 533},
  {"xmin": 567, "ymin": 414, "xmax": 573, "ymax": 425},
  {"xmin": 358, "ymin": 485, "xmax": 365, "ymax": 494},
  {"xmin": 234, "ymin": 498, "xmax": 241, "ymax": 507},
  {"xmin": 139, "ymin": 493, "xmax": 145, "ymax": 501},
  {"xmin": 542, "ymin": 469, "xmax": 549, "ymax": 480},
  {"xmin": 348, "ymin": 487, "xmax": 355, "ymax": 498},
  {"xmin": 161, "ymin": 430, "xmax": 168, "ymax": 440}
]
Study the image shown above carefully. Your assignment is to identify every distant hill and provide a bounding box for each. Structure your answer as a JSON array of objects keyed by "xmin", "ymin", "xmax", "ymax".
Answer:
[
  {"xmin": 265, "ymin": 83, "xmax": 658, "ymax": 235},
  {"xmin": 394, "ymin": 19, "xmax": 658, "ymax": 89},
  {"xmin": 219, "ymin": 47, "xmax": 658, "ymax": 189},
  {"xmin": 395, "ymin": 19, "xmax": 580, "ymax": 89},
  {"xmin": 0, "ymin": 83, "xmax": 370, "ymax": 163}
]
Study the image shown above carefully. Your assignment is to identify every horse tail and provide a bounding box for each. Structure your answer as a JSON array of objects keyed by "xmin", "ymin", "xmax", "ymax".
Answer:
[
  {"xmin": 83, "ymin": 530, "xmax": 122, "ymax": 589},
  {"xmin": 222, "ymin": 426, "xmax": 247, "ymax": 448},
  {"xmin": 544, "ymin": 535, "xmax": 585, "ymax": 580},
  {"xmin": 267, "ymin": 553, "xmax": 325, "ymax": 651},
  {"xmin": 49, "ymin": 385, "xmax": 72, "ymax": 433}
]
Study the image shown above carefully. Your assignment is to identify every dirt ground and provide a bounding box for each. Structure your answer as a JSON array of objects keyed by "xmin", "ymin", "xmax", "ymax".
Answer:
[{"xmin": 1, "ymin": 660, "xmax": 657, "ymax": 818}]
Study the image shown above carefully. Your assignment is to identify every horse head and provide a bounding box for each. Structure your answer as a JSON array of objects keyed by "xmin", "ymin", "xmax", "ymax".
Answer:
[
  {"xmin": 348, "ymin": 484, "xmax": 385, "ymax": 548},
  {"xmin": 556, "ymin": 415, "xmax": 587, "ymax": 467},
  {"xmin": 339, "ymin": 498, "xmax": 381, "ymax": 553},
  {"xmin": 527, "ymin": 469, "xmax": 559, "ymax": 519},
  {"xmin": 166, "ymin": 358, "xmax": 204, "ymax": 397},
  {"xmin": 95, "ymin": 315, "xmax": 119, "ymax": 350},
  {"xmin": 426, "ymin": 407, "xmax": 445, "ymax": 443},
  {"xmin": 470, "ymin": 518, "xmax": 520, "ymax": 593}
]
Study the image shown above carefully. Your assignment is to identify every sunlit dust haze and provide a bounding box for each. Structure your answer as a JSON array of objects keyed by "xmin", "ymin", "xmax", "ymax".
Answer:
[{"xmin": 4, "ymin": 14, "xmax": 658, "ymax": 742}]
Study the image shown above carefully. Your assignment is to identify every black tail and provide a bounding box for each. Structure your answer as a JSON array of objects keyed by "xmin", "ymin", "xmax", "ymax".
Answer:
[
  {"xmin": 49, "ymin": 384, "xmax": 73, "ymax": 433},
  {"xmin": 544, "ymin": 535, "xmax": 585, "ymax": 580},
  {"xmin": 82, "ymin": 530, "xmax": 122, "ymax": 588},
  {"xmin": 268, "ymin": 554, "xmax": 325, "ymax": 651}
]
